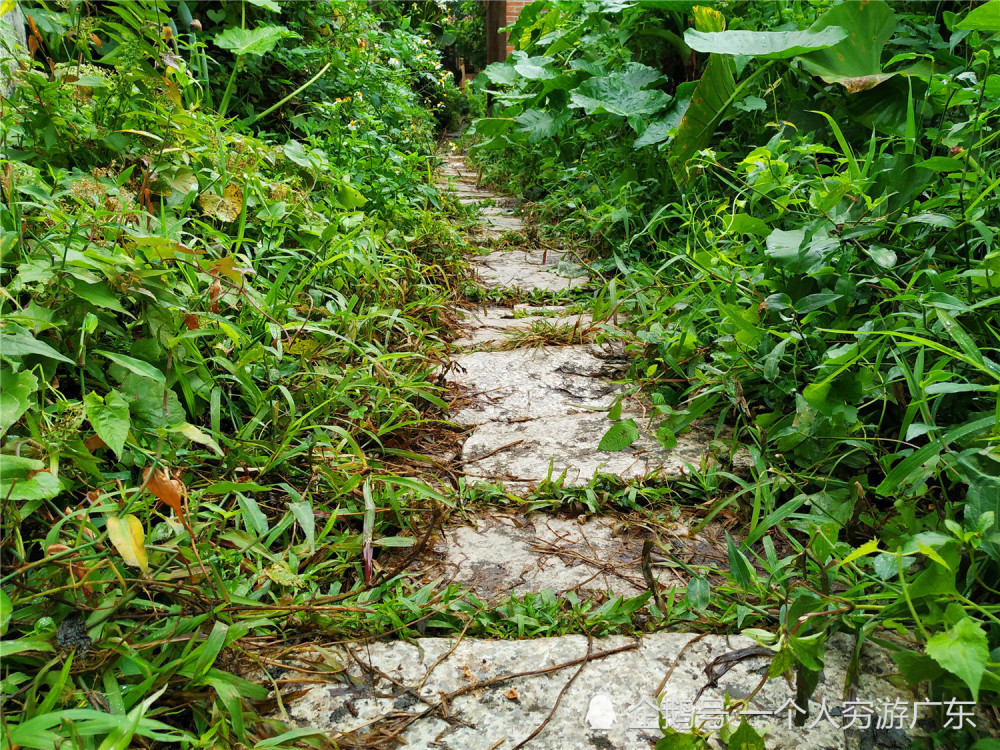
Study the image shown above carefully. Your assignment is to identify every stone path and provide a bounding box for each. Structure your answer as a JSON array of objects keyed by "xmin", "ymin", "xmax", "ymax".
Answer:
[{"xmin": 261, "ymin": 143, "xmax": 937, "ymax": 749}]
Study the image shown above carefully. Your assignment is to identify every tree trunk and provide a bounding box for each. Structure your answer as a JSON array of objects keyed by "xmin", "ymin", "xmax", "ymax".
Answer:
[{"xmin": 1, "ymin": 1, "xmax": 27, "ymax": 98}]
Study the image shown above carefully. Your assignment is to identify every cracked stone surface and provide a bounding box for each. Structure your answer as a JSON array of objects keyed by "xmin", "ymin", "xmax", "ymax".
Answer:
[
  {"xmin": 268, "ymin": 632, "xmax": 935, "ymax": 750},
  {"xmin": 415, "ymin": 513, "xmax": 659, "ymax": 602},
  {"xmin": 460, "ymin": 414, "xmax": 716, "ymax": 492},
  {"xmin": 452, "ymin": 306, "xmax": 595, "ymax": 347},
  {"xmin": 475, "ymin": 247, "xmax": 589, "ymax": 291},
  {"xmin": 446, "ymin": 346, "xmax": 622, "ymax": 427}
]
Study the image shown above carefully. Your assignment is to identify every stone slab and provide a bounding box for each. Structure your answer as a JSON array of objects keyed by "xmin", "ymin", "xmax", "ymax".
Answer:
[
  {"xmin": 453, "ymin": 307, "xmax": 595, "ymax": 347},
  {"xmin": 475, "ymin": 248, "xmax": 589, "ymax": 291},
  {"xmin": 460, "ymin": 413, "xmax": 715, "ymax": 492},
  {"xmin": 416, "ymin": 513, "xmax": 665, "ymax": 602},
  {"xmin": 270, "ymin": 632, "xmax": 933, "ymax": 750},
  {"xmin": 446, "ymin": 346, "xmax": 623, "ymax": 426}
]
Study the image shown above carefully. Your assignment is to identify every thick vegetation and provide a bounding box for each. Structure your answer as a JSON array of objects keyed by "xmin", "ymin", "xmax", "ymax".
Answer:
[
  {"xmin": 0, "ymin": 1, "xmax": 477, "ymax": 747},
  {"xmin": 1, "ymin": 0, "xmax": 999, "ymax": 749},
  {"xmin": 470, "ymin": 0, "xmax": 1000, "ymax": 746}
]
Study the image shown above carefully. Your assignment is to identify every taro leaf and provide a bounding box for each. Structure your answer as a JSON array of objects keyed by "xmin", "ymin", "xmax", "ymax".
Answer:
[
  {"xmin": 200, "ymin": 184, "xmax": 243, "ymax": 222},
  {"xmin": 569, "ymin": 62, "xmax": 671, "ymax": 117},
  {"xmin": 925, "ymin": 617, "xmax": 990, "ymax": 700},
  {"xmin": 213, "ymin": 24, "xmax": 296, "ymax": 57},
  {"xmin": 106, "ymin": 514, "xmax": 149, "ymax": 573},
  {"xmin": 470, "ymin": 118, "xmax": 515, "ymax": 138},
  {"xmin": 514, "ymin": 108, "xmax": 571, "ymax": 143},
  {"xmin": 598, "ymin": 418, "xmax": 639, "ymax": 451},
  {"xmin": 0, "ymin": 368, "xmax": 37, "ymax": 437},
  {"xmin": 795, "ymin": 1, "xmax": 896, "ymax": 91},
  {"xmin": 633, "ymin": 102, "xmax": 689, "ymax": 147},
  {"xmin": 666, "ymin": 7, "xmax": 735, "ymax": 183},
  {"xmin": 685, "ymin": 26, "xmax": 846, "ymax": 59},
  {"xmin": 83, "ymin": 390, "xmax": 131, "ymax": 457},
  {"xmin": 957, "ymin": 0, "xmax": 1000, "ymax": 31}
]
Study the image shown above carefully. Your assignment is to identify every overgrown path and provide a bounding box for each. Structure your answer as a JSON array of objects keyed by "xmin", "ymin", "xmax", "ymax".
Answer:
[{"xmin": 256, "ymin": 144, "xmax": 925, "ymax": 750}]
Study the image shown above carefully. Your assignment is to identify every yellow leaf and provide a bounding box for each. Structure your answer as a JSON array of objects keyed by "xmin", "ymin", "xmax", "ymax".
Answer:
[
  {"xmin": 0, "ymin": 2, "xmax": 16, "ymax": 18},
  {"xmin": 106, "ymin": 515, "xmax": 149, "ymax": 573},
  {"xmin": 199, "ymin": 184, "xmax": 243, "ymax": 223}
]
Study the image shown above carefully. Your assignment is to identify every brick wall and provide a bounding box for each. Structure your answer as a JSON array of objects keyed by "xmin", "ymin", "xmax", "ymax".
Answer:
[{"xmin": 505, "ymin": 0, "xmax": 531, "ymax": 56}]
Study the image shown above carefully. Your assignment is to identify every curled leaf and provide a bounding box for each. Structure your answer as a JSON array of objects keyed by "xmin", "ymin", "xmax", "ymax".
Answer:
[{"xmin": 106, "ymin": 515, "xmax": 149, "ymax": 573}]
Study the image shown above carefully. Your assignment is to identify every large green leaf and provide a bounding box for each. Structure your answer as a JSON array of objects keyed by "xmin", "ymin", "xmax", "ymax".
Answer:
[
  {"xmin": 514, "ymin": 109, "xmax": 571, "ymax": 143},
  {"xmin": 0, "ymin": 328, "xmax": 73, "ymax": 364},
  {"xmin": 214, "ymin": 25, "xmax": 296, "ymax": 57},
  {"xmin": 0, "ymin": 368, "xmax": 37, "ymax": 437},
  {"xmin": 685, "ymin": 26, "xmax": 846, "ymax": 59},
  {"xmin": 569, "ymin": 62, "xmax": 670, "ymax": 117},
  {"xmin": 666, "ymin": 6, "xmax": 735, "ymax": 183},
  {"xmin": 925, "ymin": 617, "xmax": 990, "ymax": 700},
  {"xmin": 511, "ymin": 52, "xmax": 557, "ymax": 81},
  {"xmin": 84, "ymin": 390, "xmax": 131, "ymax": 458},
  {"xmin": 957, "ymin": 0, "xmax": 1000, "ymax": 31},
  {"xmin": 795, "ymin": 1, "xmax": 896, "ymax": 91}
]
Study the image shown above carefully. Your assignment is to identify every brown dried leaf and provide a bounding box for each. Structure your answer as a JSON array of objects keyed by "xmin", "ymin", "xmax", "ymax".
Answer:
[{"xmin": 144, "ymin": 467, "xmax": 187, "ymax": 522}]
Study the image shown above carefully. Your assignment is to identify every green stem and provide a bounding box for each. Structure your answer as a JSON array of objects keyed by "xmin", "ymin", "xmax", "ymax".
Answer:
[
  {"xmin": 248, "ymin": 62, "xmax": 332, "ymax": 126},
  {"xmin": 217, "ymin": 57, "xmax": 242, "ymax": 119}
]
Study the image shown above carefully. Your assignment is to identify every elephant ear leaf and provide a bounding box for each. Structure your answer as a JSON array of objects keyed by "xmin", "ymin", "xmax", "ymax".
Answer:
[
  {"xmin": 667, "ymin": 6, "xmax": 735, "ymax": 184},
  {"xmin": 795, "ymin": 0, "xmax": 896, "ymax": 91}
]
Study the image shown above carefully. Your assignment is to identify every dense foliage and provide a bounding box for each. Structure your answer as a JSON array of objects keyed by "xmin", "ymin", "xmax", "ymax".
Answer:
[
  {"xmin": 0, "ymin": 1, "xmax": 471, "ymax": 746},
  {"xmin": 470, "ymin": 0, "xmax": 1000, "ymax": 745},
  {"xmin": 2, "ymin": 0, "xmax": 1000, "ymax": 748}
]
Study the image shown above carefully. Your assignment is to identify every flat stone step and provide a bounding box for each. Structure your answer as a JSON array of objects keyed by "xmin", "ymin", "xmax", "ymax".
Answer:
[
  {"xmin": 453, "ymin": 306, "xmax": 595, "ymax": 348},
  {"xmin": 475, "ymin": 248, "xmax": 588, "ymax": 291},
  {"xmin": 267, "ymin": 632, "xmax": 929, "ymax": 750},
  {"xmin": 446, "ymin": 346, "xmax": 622, "ymax": 426}
]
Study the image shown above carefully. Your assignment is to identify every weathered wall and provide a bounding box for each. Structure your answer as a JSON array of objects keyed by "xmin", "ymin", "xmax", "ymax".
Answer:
[{"xmin": 0, "ymin": 1, "xmax": 27, "ymax": 98}]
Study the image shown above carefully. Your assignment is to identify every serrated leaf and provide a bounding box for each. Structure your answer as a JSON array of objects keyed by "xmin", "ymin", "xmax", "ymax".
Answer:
[
  {"xmin": 106, "ymin": 515, "xmax": 149, "ymax": 573},
  {"xmin": 925, "ymin": 617, "xmax": 989, "ymax": 700},
  {"xmin": 598, "ymin": 418, "xmax": 639, "ymax": 451},
  {"xmin": 213, "ymin": 24, "xmax": 295, "ymax": 57},
  {"xmin": 84, "ymin": 390, "xmax": 131, "ymax": 457},
  {"xmin": 0, "ymin": 368, "xmax": 37, "ymax": 437}
]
